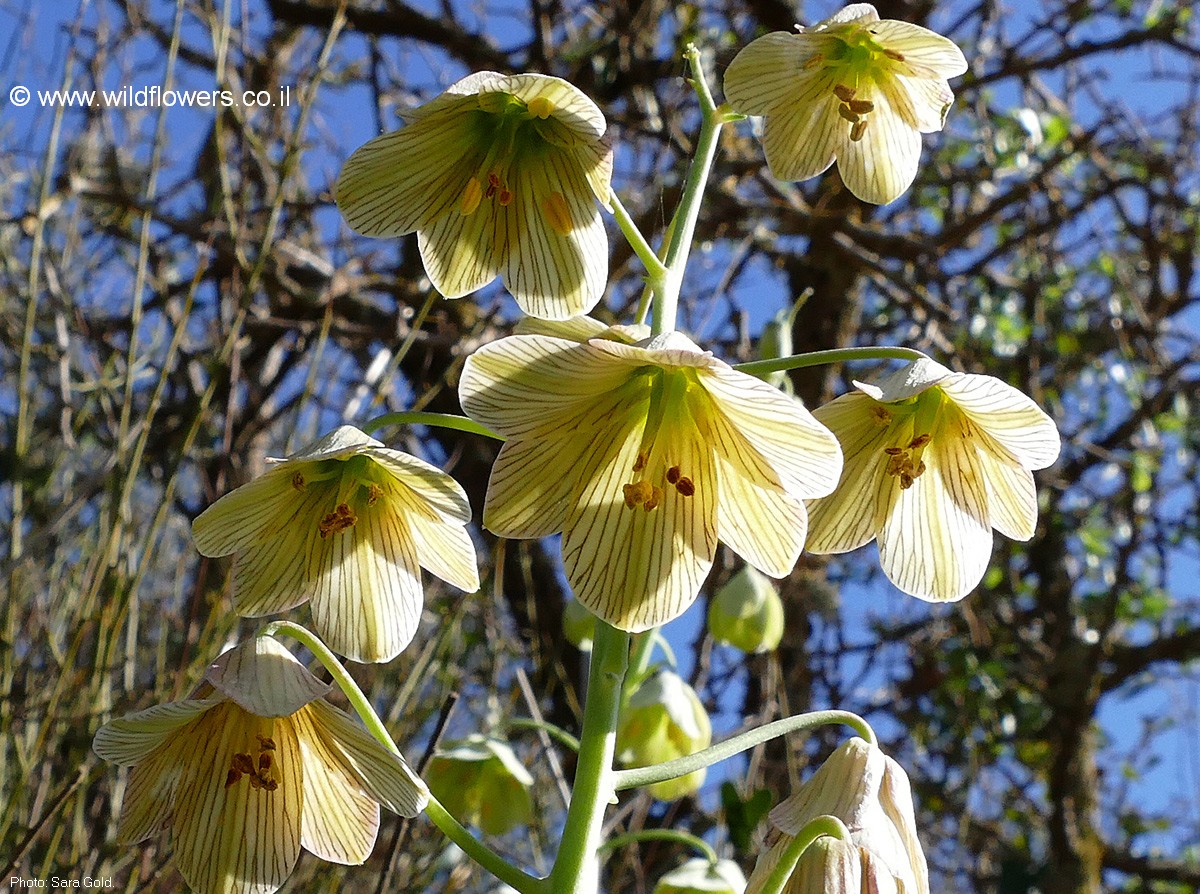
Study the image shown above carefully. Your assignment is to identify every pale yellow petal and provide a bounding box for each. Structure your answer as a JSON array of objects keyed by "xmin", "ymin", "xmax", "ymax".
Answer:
[
  {"xmin": 304, "ymin": 700, "xmax": 428, "ymax": 817},
  {"xmin": 697, "ymin": 364, "xmax": 843, "ymax": 499},
  {"xmin": 335, "ymin": 105, "xmax": 482, "ymax": 237},
  {"xmin": 404, "ymin": 506, "xmax": 480, "ymax": 593},
  {"xmin": 877, "ymin": 415, "xmax": 992, "ymax": 602},
  {"xmin": 116, "ymin": 741, "xmax": 184, "ymax": 844},
  {"xmin": 368, "ymin": 448, "xmax": 472, "ymax": 523},
  {"xmin": 283, "ymin": 425, "xmax": 381, "ymax": 462},
  {"xmin": 762, "ymin": 92, "xmax": 841, "ymax": 183},
  {"xmin": 899, "ymin": 75, "xmax": 955, "ymax": 132},
  {"xmin": 806, "ymin": 393, "xmax": 895, "ymax": 554},
  {"xmin": 483, "ymin": 433, "xmax": 583, "ymax": 538},
  {"xmin": 308, "ymin": 503, "xmax": 423, "ymax": 663},
  {"xmin": 563, "ymin": 408, "xmax": 718, "ymax": 632},
  {"xmin": 715, "ymin": 457, "xmax": 808, "ymax": 578},
  {"xmin": 293, "ymin": 707, "xmax": 379, "ymax": 864},
  {"xmin": 723, "ymin": 32, "xmax": 823, "ymax": 117},
  {"xmin": 938, "ymin": 373, "xmax": 1060, "ymax": 470},
  {"xmin": 460, "ymin": 335, "xmax": 633, "ymax": 439},
  {"xmin": 491, "ymin": 73, "xmax": 606, "ymax": 141},
  {"xmin": 499, "ymin": 157, "xmax": 606, "ymax": 320},
  {"xmin": 417, "ymin": 199, "xmax": 503, "ymax": 299},
  {"xmin": 93, "ymin": 698, "xmax": 222, "ymax": 766},
  {"xmin": 191, "ymin": 467, "xmax": 299, "ymax": 558},
  {"xmin": 871, "ymin": 21, "xmax": 968, "ymax": 79},
  {"xmin": 835, "ymin": 83, "xmax": 922, "ymax": 205},
  {"xmin": 206, "ymin": 636, "xmax": 330, "ymax": 718},
  {"xmin": 976, "ymin": 447, "xmax": 1039, "ymax": 541},
  {"xmin": 404, "ymin": 71, "xmax": 504, "ymax": 121},
  {"xmin": 171, "ymin": 705, "xmax": 303, "ymax": 894}
]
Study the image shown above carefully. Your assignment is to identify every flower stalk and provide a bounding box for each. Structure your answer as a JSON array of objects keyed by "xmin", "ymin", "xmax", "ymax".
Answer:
[{"xmin": 735, "ymin": 345, "xmax": 929, "ymax": 378}]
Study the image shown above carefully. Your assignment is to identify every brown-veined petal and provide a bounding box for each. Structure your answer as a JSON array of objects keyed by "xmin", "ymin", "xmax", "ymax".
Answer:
[
  {"xmin": 805, "ymin": 393, "xmax": 896, "ymax": 554},
  {"xmin": 306, "ymin": 501, "xmax": 423, "ymax": 663},
  {"xmin": 723, "ymin": 32, "xmax": 826, "ymax": 117},
  {"xmin": 403, "ymin": 503, "xmax": 481, "ymax": 593},
  {"xmin": 835, "ymin": 82, "xmax": 923, "ymax": 205},
  {"xmin": 490, "ymin": 73, "xmax": 607, "ymax": 141},
  {"xmin": 92, "ymin": 697, "xmax": 223, "ymax": 766},
  {"xmin": 191, "ymin": 467, "xmax": 300, "ymax": 559},
  {"xmin": 761, "ymin": 92, "xmax": 841, "ymax": 183},
  {"xmin": 207, "ymin": 636, "xmax": 331, "ymax": 718},
  {"xmin": 899, "ymin": 75, "xmax": 956, "ymax": 132},
  {"xmin": 171, "ymin": 705, "xmax": 303, "ymax": 894},
  {"xmin": 335, "ymin": 106, "xmax": 483, "ymax": 237},
  {"xmin": 116, "ymin": 741, "xmax": 185, "ymax": 844},
  {"xmin": 938, "ymin": 373, "xmax": 1061, "ymax": 470},
  {"xmin": 871, "ymin": 20, "xmax": 968, "ymax": 79},
  {"xmin": 368, "ymin": 448, "xmax": 473, "ymax": 523},
  {"xmin": 714, "ymin": 457, "xmax": 809, "ymax": 577},
  {"xmin": 483, "ymin": 431, "xmax": 589, "ymax": 539},
  {"xmin": 975, "ymin": 446, "xmax": 1040, "ymax": 541},
  {"xmin": 876, "ymin": 414, "xmax": 992, "ymax": 601},
  {"xmin": 304, "ymin": 699, "xmax": 428, "ymax": 817},
  {"xmin": 562, "ymin": 407, "xmax": 718, "ymax": 631},
  {"xmin": 417, "ymin": 197, "xmax": 504, "ymax": 299}
]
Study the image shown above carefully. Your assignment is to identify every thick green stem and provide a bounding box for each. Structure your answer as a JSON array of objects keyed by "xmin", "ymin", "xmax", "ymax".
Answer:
[
  {"xmin": 600, "ymin": 828, "xmax": 719, "ymax": 865},
  {"xmin": 362, "ymin": 410, "xmax": 503, "ymax": 440},
  {"xmin": 735, "ymin": 346, "xmax": 929, "ymax": 378},
  {"xmin": 755, "ymin": 815, "xmax": 853, "ymax": 894},
  {"xmin": 262, "ymin": 622, "xmax": 547, "ymax": 894},
  {"xmin": 652, "ymin": 45, "xmax": 736, "ymax": 337},
  {"xmin": 612, "ymin": 710, "xmax": 875, "ymax": 791},
  {"xmin": 549, "ymin": 621, "xmax": 630, "ymax": 894}
]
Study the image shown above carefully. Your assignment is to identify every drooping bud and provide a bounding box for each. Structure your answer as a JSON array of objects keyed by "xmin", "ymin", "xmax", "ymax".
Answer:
[
  {"xmin": 616, "ymin": 670, "xmax": 712, "ymax": 801},
  {"xmin": 654, "ymin": 857, "xmax": 747, "ymax": 894},
  {"xmin": 708, "ymin": 566, "xmax": 785, "ymax": 654},
  {"xmin": 425, "ymin": 735, "xmax": 534, "ymax": 835}
]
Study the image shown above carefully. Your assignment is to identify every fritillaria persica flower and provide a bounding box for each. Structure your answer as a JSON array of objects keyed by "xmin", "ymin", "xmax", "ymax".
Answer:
[
  {"xmin": 336, "ymin": 72, "xmax": 613, "ymax": 320},
  {"xmin": 92, "ymin": 636, "xmax": 428, "ymax": 894},
  {"xmin": 192, "ymin": 426, "xmax": 479, "ymax": 663},
  {"xmin": 459, "ymin": 331, "xmax": 842, "ymax": 631},
  {"xmin": 724, "ymin": 3, "xmax": 967, "ymax": 204},
  {"xmin": 804, "ymin": 358, "xmax": 1060, "ymax": 602}
]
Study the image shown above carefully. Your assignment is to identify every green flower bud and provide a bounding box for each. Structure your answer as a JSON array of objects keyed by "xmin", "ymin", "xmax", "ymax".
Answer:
[
  {"xmin": 708, "ymin": 566, "xmax": 785, "ymax": 654},
  {"xmin": 562, "ymin": 597, "xmax": 597, "ymax": 651},
  {"xmin": 425, "ymin": 735, "xmax": 534, "ymax": 835},
  {"xmin": 616, "ymin": 670, "xmax": 711, "ymax": 801},
  {"xmin": 654, "ymin": 857, "xmax": 747, "ymax": 894}
]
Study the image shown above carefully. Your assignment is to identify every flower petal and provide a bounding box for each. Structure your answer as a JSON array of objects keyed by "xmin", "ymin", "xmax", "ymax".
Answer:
[
  {"xmin": 899, "ymin": 75, "xmax": 956, "ymax": 132},
  {"xmin": 871, "ymin": 20, "xmax": 968, "ymax": 79},
  {"xmin": 417, "ymin": 198, "xmax": 503, "ymax": 299},
  {"xmin": 308, "ymin": 503, "xmax": 424, "ymax": 663},
  {"xmin": 877, "ymin": 412, "xmax": 993, "ymax": 601},
  {"xmin": 835, "ymin": 81, "xmax": 923, "ymax": 204},
  {"xmin": 723, "ymin": 33, "xmax": 823, "ymax": 117},
  {"xmin": 976, "ymin": 447, "xmax": 1039, "ymax": 541},
  {"xmin": 171, "ymin": 705, "xmax": 303, "ymax": 894},
  {"xmin": 805, "ymin": 392, "xmax": 895, "ymax": 554},
  {"xmin": 93, "ymin": 697, "xmax": 222, "ymax": 766},
  {"xmin": 697, "ymin": 365, "xmax": 843, "ymax": 499},
  {"xmin": 404, "ymin": 506, "xmax": 480, "ymax": 593},
  {"xmin": 282, "ymin": 425, "xmax": 382, "ymax": 462},
  {"xmin": 938, "ymin": 373, "xmax": 1061, "ymax": 470},
  {"xmin": 483, "ymin": 433, "xmax": 583, "ymax": 538},
  {"xmin": 562, "ymin": 403, "xmax": 717, "ymax": 631},
  {"xmin": 117, "ymin": 741, "xmax": 184, "ymax": 844},
  {"xmin": 499, "ymin": 154, "xmax": 606, "ymax": 319},
  {"xmin": 715, "ymin": 457, "xmax": 809, "ymax": 577},
  {"xmin": 460, "ymin": 335, "xmax": 634, "ymax": 439},
  {"xmin": 207, "ymin": 636, "xmax": 331, "ymax": 718},
  {"xmin": 368, "ymin": 448, "xmax": 473, "ymax": 523},
  {"xmin": 304, "ymin": 699, "xmax": 428, "ymax": 817},
  {"xmin": 490, "ymin": 73, "xmax": 606, "ymax": 141},
  {"xmin": 761, "ymin": 92, "xmax": 841, "ymax": 182},
  {"xmin": 191, "ymin": 467, "xmax": 299, "ymax": 559},
  {"xmin": 335, "ymin": 105, "xmax": 483, "ymax": 237}
]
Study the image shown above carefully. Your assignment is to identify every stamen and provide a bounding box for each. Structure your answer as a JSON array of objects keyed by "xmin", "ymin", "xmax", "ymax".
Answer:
[
  {"xmin": 367, "ymin": 483, "xmax": 382, "ymax": 506},
  {"xmin": 318, "ymin": 503, "xmax": 357, "ymax": 538},
  {"xmin": 541, "ymin": 192, "xmax": 573, "ymax": 236},
  {"xmin": 666, "ymin": 466, "xmax": 681, "ymax": 485},
  {"xmin": 258, "ymin": 753, "xmax": 273, "ymax": 773},
  {"xmin": 497, "ymin": 187, "xmax": 514, "ymax": 206},
  {"xmin": 527, "ymin": 96, "xmax": 555, "ymax": 119},
  {"xmin": 838, "ymin": 103, "xmax": 860, "ymax": 124},
  {"xmin": 803, "ymin": 54, "xmax": 825, "ymax": 70},
  {"xmin": 232, "ymin": 753, "xmax": 256, "ymax": 775},
  {"xmin": 643, "ymin": 485, "xmax": 663, "ymax": 512},
  {"xmin": 871, "ymin": 406, "xmax": 893, "ymax": 426},
  {"xmin": 225, "ymin": 768, "xmax": 242, "ymax": 788},
  {"xmin": 623, "ymin": 480, "xmax": 654, "ymax": 509},
  {"xmin": 674, "ymin": 477, "xmax": 695, "ymax": 497},
  {"xmin": 461, "ymin": 176, "xmax": 483, "ymax": 215},
  {"xmin": 848, "ymin": 99, "xmax": 875, "ymax": 115},
  {"xmin": 884, "ymin": 48, "xmax": 906, "ymax": 62},
  {"xmin": 850, "ymin": 120, "xmax": 868, "ymax": 142},
  {"xmin": 291, "ymin": 472, "xmax": 305, "ymax": 491},
  {"xmin": 633, "ymin": 453, "xmax": 647, "ymax": 473},
  {"xmin": 257, "ymin": 734, "xmax": 276, "ymax": 751},
  {"xmin": 833, "ymin": 84, "xmax": 856, "ymax": 102}
]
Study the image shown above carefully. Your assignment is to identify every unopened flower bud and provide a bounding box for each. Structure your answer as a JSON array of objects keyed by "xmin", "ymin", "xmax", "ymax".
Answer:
[
  {"xmin": 426, "ymin": 735, "xmax": 534, "ymax": 835},
  {"xmin": 708, "ymin": 566, "xmax": 785, "ymax": 653},
  {"xmin": 654, "ymin": 857, "xmax": 747, "ymax": 894},
  {"xmin": 616, "ymin": 670, "xmax": 712, "ymax": 801}
]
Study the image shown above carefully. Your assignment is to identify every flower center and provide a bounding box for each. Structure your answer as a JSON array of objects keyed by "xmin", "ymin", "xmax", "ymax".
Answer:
[
  {"xmin": 620, "ymin": 371, "xmax": 697, "ymax": 512},
  {"xmin": 817, "ymin": 26, "xmax": 908, "ymax": 142},
  {"xmin": 311, "ymin": 456, "xmax": 386, "ymax": 538},
  {"xmin": 884, "ymin": 434, "xmax": 930, "ymax": 489},
  {"xmin": 225, "ymin": 733, "xmax": 279, "ymax": 792},
  {"xmin": 880, "ymin": 388, "xmax": 944, "ymax": 489}
]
